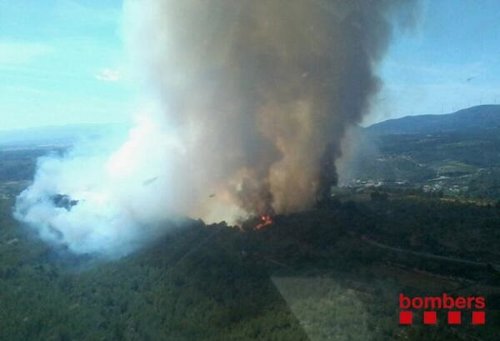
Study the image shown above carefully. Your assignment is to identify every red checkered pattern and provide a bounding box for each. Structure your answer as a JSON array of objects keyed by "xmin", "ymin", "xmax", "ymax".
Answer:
[{"xmin": 399, "ymin": 311, "xmax": 485, "ymax": 325}]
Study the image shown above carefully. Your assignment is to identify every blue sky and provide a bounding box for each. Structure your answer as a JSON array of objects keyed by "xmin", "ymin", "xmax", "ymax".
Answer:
[
  {"xmin": 1, "ymin": 0, "xmax": 500, "ymax": 130},
  {"xmin": 0, "ymin": 0, "xmax": 134, "ymax": 130},
  {"xmin": 371, "ymin": 0, "xmax": 500, "ymax": 124}
]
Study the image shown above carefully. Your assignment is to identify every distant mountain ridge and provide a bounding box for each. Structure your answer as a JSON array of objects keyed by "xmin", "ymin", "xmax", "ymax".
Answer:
[
  {"xmin": 367, "ymin": 105, "xmax": 500, "ymax": 135},
  {"xmin": 2, "ymin": 105, "xmax": 500, "ymax": 147},
  {"xmin": 0, "ymin": 123, "xmax": 129, "ymax": 148}
]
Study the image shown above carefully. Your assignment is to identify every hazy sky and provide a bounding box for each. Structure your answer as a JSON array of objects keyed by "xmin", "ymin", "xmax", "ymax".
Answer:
[{"xmin": 1, "ymin": 0, "xmax": 500, "ymax": 130}]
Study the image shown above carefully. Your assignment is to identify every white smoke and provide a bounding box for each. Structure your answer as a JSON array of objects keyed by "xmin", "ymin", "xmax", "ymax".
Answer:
[
  {"xmin": 14, "ymin": 112, "xmax": 181, "ymax": 257},
  {"xmin": 15, "ymin": 0, "xmax": 419, "ymax": 258}
]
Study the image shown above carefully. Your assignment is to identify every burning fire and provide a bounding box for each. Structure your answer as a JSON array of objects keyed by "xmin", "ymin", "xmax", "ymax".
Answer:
[{"xmin": 255, "ymin": 214, "xmax": 273, "ymax": 230}]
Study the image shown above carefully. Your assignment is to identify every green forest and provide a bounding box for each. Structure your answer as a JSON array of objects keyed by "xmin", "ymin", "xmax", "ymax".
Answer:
[{"xmin": 1, "ymin": 184, "xmax": 500, "ymax": 339}]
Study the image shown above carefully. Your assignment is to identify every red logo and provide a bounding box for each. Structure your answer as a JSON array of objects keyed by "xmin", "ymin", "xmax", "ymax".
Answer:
[{"xmin": 399, "ymin": 293, "xmax": 486, "ymax": 325}]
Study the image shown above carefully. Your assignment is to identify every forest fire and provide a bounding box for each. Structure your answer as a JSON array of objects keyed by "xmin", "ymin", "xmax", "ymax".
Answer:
[{"xmin": 255, "ymin": 214, "xmax": 273, "ymax": 230}]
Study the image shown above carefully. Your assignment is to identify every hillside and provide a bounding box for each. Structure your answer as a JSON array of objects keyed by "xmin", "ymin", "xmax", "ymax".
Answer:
[
  {"xmin": 343, "ymin": 105, "xmax": 500, "ymax": 200},
  {"xmin": 367, "ymin": 105, "xmax": 500, "ymax": 135},
  {"xmin": 0, "ymin": 108, "xmax": 500, "ymax": 339},
  {"xmin": 1, "ymin": 195, "xmax": 500, "ymax": 340}
]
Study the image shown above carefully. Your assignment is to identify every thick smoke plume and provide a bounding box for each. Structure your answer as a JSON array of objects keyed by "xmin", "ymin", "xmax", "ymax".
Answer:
[{"xmin": 15, "ymin": 0, "xmax": 418, "ymax": 257}]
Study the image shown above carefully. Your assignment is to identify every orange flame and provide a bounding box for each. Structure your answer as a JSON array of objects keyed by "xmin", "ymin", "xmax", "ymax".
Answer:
[{"xmin": 255, "ymin": 214, "xmax": 273, "ymax": 230}]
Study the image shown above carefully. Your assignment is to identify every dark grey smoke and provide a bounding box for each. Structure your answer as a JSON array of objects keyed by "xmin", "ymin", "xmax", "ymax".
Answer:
[
  {"xmin": 14, "ymin": 0, "xmax": 420, "ymax": 258},
  {"xmin": 123, "ymin": 0, "xmax": 420, "ymax": 218}
]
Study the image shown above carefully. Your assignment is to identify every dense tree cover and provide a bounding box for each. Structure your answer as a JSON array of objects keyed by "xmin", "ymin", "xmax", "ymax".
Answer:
[
  {"xmin": 0, "ymin": 208, "xmax": 307, "ymax": 340},
  {"xmin": 1, "ymin": 194, "xmax": 500, "ymax": 340},
  {"xmin": 1, "ymin": 145, "xmax": 500, "ymax": 340}
]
